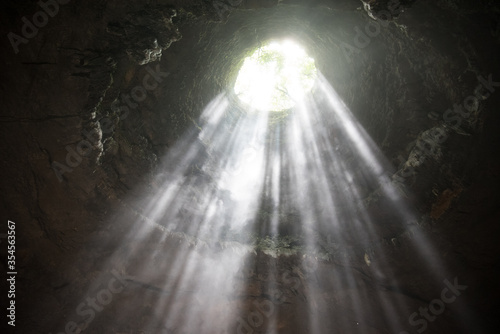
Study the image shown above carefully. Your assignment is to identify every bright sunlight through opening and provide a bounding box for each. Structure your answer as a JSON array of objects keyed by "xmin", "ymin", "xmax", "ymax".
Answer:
[{"xmin": 234, "ymin": 40, "xmax": 317, "ymax": 112}]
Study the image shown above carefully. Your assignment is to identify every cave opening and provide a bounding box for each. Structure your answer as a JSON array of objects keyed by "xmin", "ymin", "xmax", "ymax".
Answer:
[{"xmin": 233, "ymin": 39, "xmax": 317, "ymax": 112}]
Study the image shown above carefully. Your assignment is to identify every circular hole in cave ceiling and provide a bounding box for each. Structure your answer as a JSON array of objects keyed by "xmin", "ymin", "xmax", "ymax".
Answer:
[{"xmin": 233, "ymin": 39, "xmax": 317, "ymax": 112}]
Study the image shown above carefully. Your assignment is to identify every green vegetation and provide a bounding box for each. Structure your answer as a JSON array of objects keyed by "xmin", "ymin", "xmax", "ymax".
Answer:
[{"xmin": 234, "ymin": 40, "xmax": 317, "ymax": 112}]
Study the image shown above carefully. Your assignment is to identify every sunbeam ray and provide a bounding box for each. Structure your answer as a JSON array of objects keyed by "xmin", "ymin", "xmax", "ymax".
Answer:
[{"xmin": 65, "ymin": 66, "xmax": 469, "ymax": 334}]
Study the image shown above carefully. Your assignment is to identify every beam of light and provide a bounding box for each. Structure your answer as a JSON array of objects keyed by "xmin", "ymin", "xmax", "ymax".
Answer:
[
  {"xmin": 55, "ymin": 56, "xmax": 480, "ymax": 334},
  {"xmin": 118, "ymin": 93, "xmax": 272, "ymax": 332},
  {"xmin": 282, "ymin": 73, "xmax": 460, "ymax": 333},
  {"xmin": 269, "ymin": 143, "xmax": 281, "ymax": 236},
  {"xmin": 49, "ymin": 92, "xmax": 271, "ymax": 334}
]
